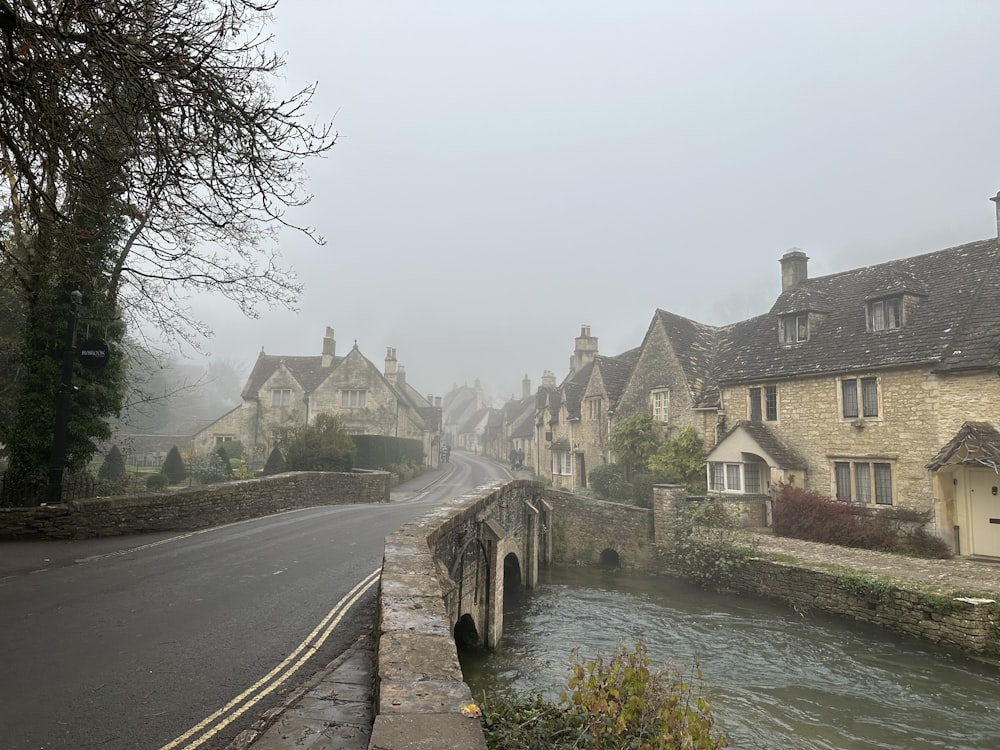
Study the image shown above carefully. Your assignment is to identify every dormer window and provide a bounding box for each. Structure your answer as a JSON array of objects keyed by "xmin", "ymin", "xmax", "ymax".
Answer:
[
  {"xmin": 868, "ymin": 297, "xmax": 902, "ymax": 331},
  {"xmin": 780, "ymin": 313, "xmax": 808, "ymax": 344}
]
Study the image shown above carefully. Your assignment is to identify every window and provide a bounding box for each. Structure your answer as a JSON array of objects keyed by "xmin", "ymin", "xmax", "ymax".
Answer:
[
  {"xmin": 271, "ymin": 388, "xmax": 291, "ymax": 407},
  {"xmin": 341, "ymin": 389, "xmax": 367, "ymax": 408},
  {"xmin": 552, "ymin": 451, "xmax": 571, "ymax": 476},
  {"xmin": 708, "ymin": 461, "xmax": 766, "ymax": 494},
  {"xmin": 214, "ymin": 435, "xmax": 234, "ymax": 445},
  {"xmin": 833, "ymin": 460, "xmax": 893, "ymax": 505},
  {"xmin": 868, "ymin": 297, "xmax": 902, "ymax": 331},
  {"xmin": 781, "ymin": 313, "xmax": 808, "ymax": 343},
  {"xmin": 749, "ymin": 385, "xmax": 778, "ymax": 422},
  {"xmin": 587, "ymin": 397, "xmax": 603, "ymax": 421},
  {"xmin": 651, "ymin": 389, "xmax": 669, "ymax": 423},
  {"xmin": 841, "ymin": 377, "xmax": 879, "ymax": 419}
]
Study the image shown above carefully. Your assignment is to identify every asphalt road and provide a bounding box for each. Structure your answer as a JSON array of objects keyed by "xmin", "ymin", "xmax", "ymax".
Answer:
[{"xmin": 0, "ymin": 450, "xmax": 509, "ymax": 750}]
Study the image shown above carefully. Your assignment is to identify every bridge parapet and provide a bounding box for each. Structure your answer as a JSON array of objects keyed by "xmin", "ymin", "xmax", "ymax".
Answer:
[{"xmin": 370, "ymin": 479, "xmax": 547, "ymax": 749}]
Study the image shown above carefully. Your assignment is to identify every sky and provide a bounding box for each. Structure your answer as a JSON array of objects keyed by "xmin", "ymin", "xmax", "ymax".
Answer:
[{"xmin": 187, "ymin": 0, "xmax": 1000, "ymax": 407}]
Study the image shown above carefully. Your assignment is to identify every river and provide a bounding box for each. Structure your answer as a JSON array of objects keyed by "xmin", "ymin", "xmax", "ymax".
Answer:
[{"xmin": 461, "ymin": 565, "xmax": 1000, "ymax": 749}]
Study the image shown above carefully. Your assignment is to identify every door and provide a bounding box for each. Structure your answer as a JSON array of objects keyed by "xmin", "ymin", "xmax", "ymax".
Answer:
[{"xmin": 968, "ymin": 470, "xmax": 1000, "ymax": 557}]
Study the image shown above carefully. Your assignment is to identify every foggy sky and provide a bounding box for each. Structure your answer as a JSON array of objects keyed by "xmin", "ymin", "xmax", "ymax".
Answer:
[{"xmin": 188, "ymin": 1, "xmax": 1000, "ymax": 408}]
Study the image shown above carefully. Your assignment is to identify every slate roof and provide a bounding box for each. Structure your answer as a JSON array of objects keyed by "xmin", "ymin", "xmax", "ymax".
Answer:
[
  {"xmin": 595, "ymin": 348, "xmax": 641, "ymax": 408},
  {"xmin": 719, "ymin": 239, "xmax": 1000, "ymax": 383},
  {"xmin": 718, "ymin": 420, "xmax": 809, "ymax": 470},
  {"xmin": 652, "ymin": 309, "xmax": 733, "ymax": 408},
  {"xmin": 241, "ymin": 353, "xmax": 343, "ymax": 398},
  {"xmin": 926, "ymin": 421, "xmax": 1000, "ymax": 471}
]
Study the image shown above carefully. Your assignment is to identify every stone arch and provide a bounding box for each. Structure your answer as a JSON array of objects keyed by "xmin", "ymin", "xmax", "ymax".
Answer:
[
  {"xmin": 453, "ymin": 612, "xmax": 481, "ymax": 652},
  {"xmin": 599, "ymin": 547, "xmax": 621, "ymax": 568},
  {"xmin": 503, "ymin": 551, "xmax": 523, "ymax": 592}
]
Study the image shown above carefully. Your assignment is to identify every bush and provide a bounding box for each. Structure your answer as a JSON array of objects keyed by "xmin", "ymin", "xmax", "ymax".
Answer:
[
  {"xmin": 213, "ymin": 445, "xmax": 233, "ymax": 478},
  {"xmin": 773, "ymin": 485, "xmax": 897, "ymax": 552},
  {"xmin": 631, "ymin": 473, "xmax": 671, "ymax": 509},
  {"xmin": 284, "ymin": 414, "xmax": 356, "ymax": 471},
  {"xmin": 219, "ymin": 440, "xmax": 244, "ymax": 460},
  {"xmin": 588, "ymin": 464, "xmax": 624, "ymax": 500},
  {"xmin": 145, "ymin": 473, "xmax": 168, "ymax": 491},
  {"xmin": 262, "ymin": 446, "xmax": 286, "ymax": 475},
  {"xmin": 480, "ymin": 642, "xmax": 726, "ymax": 750},
  {"xmin": 161, "ymin": 445, "xmax": 186, "ymax": 484},
  {"xmin": 191, "ymin": 451, "xmax": 230, "ymax": 485},
  {"xmin": 98, "ymin": 445, "xmax": 127, "ymax": 483}
]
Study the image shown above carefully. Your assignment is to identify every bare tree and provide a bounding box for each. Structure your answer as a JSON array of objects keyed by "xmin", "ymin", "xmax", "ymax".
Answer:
[{"xmin": 0, "ymin": 0, "xmax": 335, "ymax": 487}]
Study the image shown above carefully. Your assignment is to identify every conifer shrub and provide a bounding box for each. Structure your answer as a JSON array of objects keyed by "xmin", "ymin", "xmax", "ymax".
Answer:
[
  {"xmin": 262, "ymin": 446, "xmax": 286, "ymax": 475},
  {"xmin": 161, "ymin": 445, "xmax": 186, "ymax": 484},
  {"xmin": 98, "ymin": 445, "xmax": 127, "ymax": 483},
  {"xmin": 213, "ymin": 445, "xmax": 233, "ymax": 478}
]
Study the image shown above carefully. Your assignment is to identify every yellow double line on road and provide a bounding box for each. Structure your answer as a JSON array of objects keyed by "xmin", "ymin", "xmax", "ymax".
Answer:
[{"xmin": 160, "ymin": 567, "xmax": 382, "ymax": 750}]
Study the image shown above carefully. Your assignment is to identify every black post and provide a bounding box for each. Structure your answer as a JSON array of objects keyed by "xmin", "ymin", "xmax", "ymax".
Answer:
[{"xmin": 47, "ymin": 289, "xmax": 83, "ymax": 504}]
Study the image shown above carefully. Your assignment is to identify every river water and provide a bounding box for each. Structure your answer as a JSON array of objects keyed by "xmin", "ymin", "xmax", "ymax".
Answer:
[{"xmin": 461, "ymin": 565, "xmax": 1000, "ymax": 749}]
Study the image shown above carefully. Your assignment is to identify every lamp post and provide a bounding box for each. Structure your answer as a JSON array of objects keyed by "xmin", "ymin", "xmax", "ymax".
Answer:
[{"xmin": 47, "ymin": 289, "xmax": 83, "ymax": 504}]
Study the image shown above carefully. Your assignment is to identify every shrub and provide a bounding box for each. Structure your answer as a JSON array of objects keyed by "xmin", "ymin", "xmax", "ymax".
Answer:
[
  {"xmin": 145, "ymin": 473, "xmax": 168, "ymax": 491},
  {"xmin": 213, "ymin": 445, "xmax": 233, "ymax": 478},
  {"xmin": 631, "ymin": 473, "xmax": 671, "ymax": 509},
  {"xmin": 480, "ymin": 642, "xmax": 726, "ymax": 750},
  {"xmin": 219, "ymin": 440, "xmax": 244, "ymax": 460},
  {"xmin": 284, "ymin": 414, "xmax": 355, "ymax": 471},
  {"xmin": 262, "ymin": 446, "xmax": 286, "ymax": 476},
  {"xmin": 588, "ymin": 464, "xmax": 624, "ymax": 500},
  {"xmin": 98, "ymin": 445, "xmax": 127, "ymax": 483},
  {"xmin": 191, "ymin": 451, "xmax": 230, "ymax": 485},
  {"xmin": 161, "ymin": 446, "xmax": 186, "ymax": 484},
  {"xmin": 773, "ymin": 485, "xmax": 897, "ymax": 552}
]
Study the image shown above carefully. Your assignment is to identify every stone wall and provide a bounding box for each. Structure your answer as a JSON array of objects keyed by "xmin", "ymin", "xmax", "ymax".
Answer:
[
  {"xmin": 545, "ymin": 488, "xmax": 655, "ymax": 571},
  {"xmin": 0, "ymin": 470, "xmax": 390, "ymax": 540},
  {"xmin": 729, "ymin": 560, "xmax": 1000, "ymax": 659}
]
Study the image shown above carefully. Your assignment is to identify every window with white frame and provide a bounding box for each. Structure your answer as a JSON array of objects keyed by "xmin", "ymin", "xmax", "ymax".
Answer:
[
  {"xmin": 271, "ymin": 388, "xmax": 291, "ymax": 407},
  {"xmin": 341, "ymin": 389, "xmax": 367, "ymax": 408},
  {"xmin": 708, "ymin": 461, "xmax": 766, "ymax": 494},
  {"xmin": 214, "ymin": 435, "xmax": 234, "ymax": 445},
  {"xmin": 833, "ymin": 460, "xmax": 893, "ymax": 505},
  {"xmin": 780, "ymin": 313, "xmax": 809, "ymax": 344},
  {"xmin": 552, "ymin": 450, "xmax": 572, "ymax": 476},
  {"xmin": 841, "ymin": 376, "xmax": 879, "ymax": 419},
  {"xmin": 749, "ymin": 385, "xmax": 778, "ymax": 422},
  {"xmin": 868, "ymin": 297, "xmax": 902, "ymax": 332},
  {"xmin": 651, "ymin": 389, "xmax": 669, "ymax": 423}
]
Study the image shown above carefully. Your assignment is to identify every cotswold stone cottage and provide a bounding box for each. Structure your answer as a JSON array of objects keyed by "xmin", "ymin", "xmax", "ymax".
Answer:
[
  {"xmin": 194, "ymin": 328, "xmax": 442, "ymax": 469},
  {"xmin": 533, "ymin": 198, "xmax": 1000, "ymax": 557}
]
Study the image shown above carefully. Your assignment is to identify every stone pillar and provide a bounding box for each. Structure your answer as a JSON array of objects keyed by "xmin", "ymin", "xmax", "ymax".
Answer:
[
  {"xmin": 524, "ymin": 501, "xmax": 539, "ymax": 588},
  {"xmin": 481, "ymin": 518, "xmax": 507, "ymax": 649},
  {"xmin": 652, "ymin": 484, "xmax": 687, "ymax": 544}
]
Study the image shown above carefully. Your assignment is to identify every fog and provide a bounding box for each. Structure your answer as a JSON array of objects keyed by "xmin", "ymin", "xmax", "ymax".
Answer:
[{"xmin": 183, "ymin": 1, "xmax": 1000, "ymax": 408}]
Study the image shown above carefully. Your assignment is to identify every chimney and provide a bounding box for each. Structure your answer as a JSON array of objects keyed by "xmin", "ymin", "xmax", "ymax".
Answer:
[
  {"xmin": 570, "ymin": 325, "xmax": 598, "ymax": 372},
  {"xmin": 397, "ymin": 364, "xmax": 406, "ymax": 387},
  {"xmin": 384, "ymin": 347, "xmax": 397, "ymax": 385},
  {"xmin": 991, "ymin": 192, "xmax": 1000, "ymax": 238},
  {"xmin": 434, "ymin": 396, "xmax": 442, "ymax": 408},
  {"xmin": 321, "ymin": 327, "xmax": 336, "ymax": 367},
  {"xmin": 779, "ymin": 249, "xmax": 809, "ymax": 292},
  {"xmin": 542, "ymin": 370, "xmax": 557, "ymax": 388},
  {"xmin": 522, "ymin": 374, "xmax": 532, "ymax": 399}
]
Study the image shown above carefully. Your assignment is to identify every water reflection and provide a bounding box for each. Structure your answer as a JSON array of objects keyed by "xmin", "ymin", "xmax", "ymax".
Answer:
[{"xmin": 462, "ymin": 565, "xmax": 1000, "ymax": 750}]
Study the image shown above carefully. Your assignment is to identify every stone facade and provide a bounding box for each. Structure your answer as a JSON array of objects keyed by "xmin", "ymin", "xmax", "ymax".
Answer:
[{"xmin": 0, "ymin": 471, "xmax": 390, "ymax": 540}]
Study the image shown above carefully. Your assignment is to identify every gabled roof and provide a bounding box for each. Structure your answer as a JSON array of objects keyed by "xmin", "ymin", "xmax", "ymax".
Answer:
[
  {"xmin": 720, "ymin": 239, "xmax": 1000, "ymax": 383},
  {"xmin": 241, "ymin": 353, "xmax": 343, "ymax": 398},
  {"xmin": 649, "ymin": 309, "xmax": 733, "ymax": 409},
  {"xmin": 594, "ymin": 348, "xmax": 640, "ymax": 408},
  {"xmin": 708, "ymin": 420, "xmax": 808, "ymax": 470},
  {"xmin": 926, "ymin": 421, "xmax": 1000, "ymax": 472},
  {"xmin": 558, "ymin": 360, "xmax": 595, "ymax": 420}
]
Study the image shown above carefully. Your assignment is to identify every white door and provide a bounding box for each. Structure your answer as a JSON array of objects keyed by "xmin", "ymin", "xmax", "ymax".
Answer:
[{"xmin": 968, "ymin": 470, "xmax": 1000, "ymax": 557}]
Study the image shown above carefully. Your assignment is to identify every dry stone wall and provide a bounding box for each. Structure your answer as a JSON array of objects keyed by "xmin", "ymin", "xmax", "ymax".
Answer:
[{"xmin": 0, "ymin": 470, "xmax": 390, "ymax": 540}]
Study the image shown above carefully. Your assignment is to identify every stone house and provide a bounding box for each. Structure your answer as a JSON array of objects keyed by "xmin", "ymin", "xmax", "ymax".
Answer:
[
  {"xmin": 707, "ymin": 235, "xmax": 1000, "ymax": 557},
  {"xmin": 442, "ymin": 380, "xmax": 487, "ymax": 450},
  {"xmin": 194, "ymin": 328, "xmax": 442, "ymax": 469},
  {"xmin": 535, "ymin": 327, "xmax": 640, "ymax": 490}
]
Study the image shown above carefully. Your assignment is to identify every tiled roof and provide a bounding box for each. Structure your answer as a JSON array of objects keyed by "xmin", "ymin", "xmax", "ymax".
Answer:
[
  {"xmin": 595, "ymin": 348, "xmax": 641, "ymax": 407},
  {"xmin": 719, "ymin": 239, "xmax": 1000, "ymax": 383},
  {"xmin": 719, "ymin": 420, "xmax": 809, "ymax": 470},
  {"xmin": 926, "ymin": 421, "xmax": 1000, "ymax": 471},
  {"xmin": 653, "ymin": 309, "xmax": 732, "ymax": 409},
  {"xmin": 241, "ymin": 353, "xmax": 342, "ymax": 398}
]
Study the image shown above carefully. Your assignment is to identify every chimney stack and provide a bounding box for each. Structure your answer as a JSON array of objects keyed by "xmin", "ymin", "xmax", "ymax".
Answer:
[
  {"xmin": 991, "ymin": 192, "xmax": 1000, "ymax": 238},
  {"xmin": 321, "ymin": 327, "xmax": 336, "ymax": 367},
  {"xmin": 522, "ymin": 374, "xmax": 532, "ymax": 399},
  {"xmin": 570, "ymin": 325, "xmax": 598, "ymax": 372},
  {"xmin": 384, "ymin": 347, "xmax": 397, "ymax": 385},
  {"xmin": 541, "ymin": 370, "xmax": 557, "ymax": 388},
  {"xmin": 779, "ymin": 249, "xmax": 809, "ymax": 292}
]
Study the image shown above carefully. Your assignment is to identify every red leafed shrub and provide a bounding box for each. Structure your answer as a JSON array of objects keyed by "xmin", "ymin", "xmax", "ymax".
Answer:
[{"xmin": 773, "ymin": 485, "xmax": 898, "ymax": 552}]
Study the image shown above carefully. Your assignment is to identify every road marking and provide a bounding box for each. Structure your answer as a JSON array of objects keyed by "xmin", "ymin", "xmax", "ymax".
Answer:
[{"xmin": 160, "ymin": 567, "xmax": 382, "ymax": 750}]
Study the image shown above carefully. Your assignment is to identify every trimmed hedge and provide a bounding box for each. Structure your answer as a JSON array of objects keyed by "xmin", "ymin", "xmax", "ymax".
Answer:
[{"xmin": 351, "ymin": 434, "xmax": 423, "ymax": 471}]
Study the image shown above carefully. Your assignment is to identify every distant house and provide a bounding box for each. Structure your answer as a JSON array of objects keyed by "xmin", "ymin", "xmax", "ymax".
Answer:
[
  {"xmin": 194, "ymin": 327, "xmax": 442, "ymax": 469},
  {"xmin": 442, "ymin": 380, "xmax": 488, "ymax": 451}
]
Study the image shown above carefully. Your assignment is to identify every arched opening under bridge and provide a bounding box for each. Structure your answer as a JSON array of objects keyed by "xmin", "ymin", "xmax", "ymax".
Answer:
[
  {"xmin": 599, "ymin": 548, "xmax": 621, "ymax": 568},
  {"xmin": 503, "ymin": 552, "xmax": 523, "ymax": 592}
]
